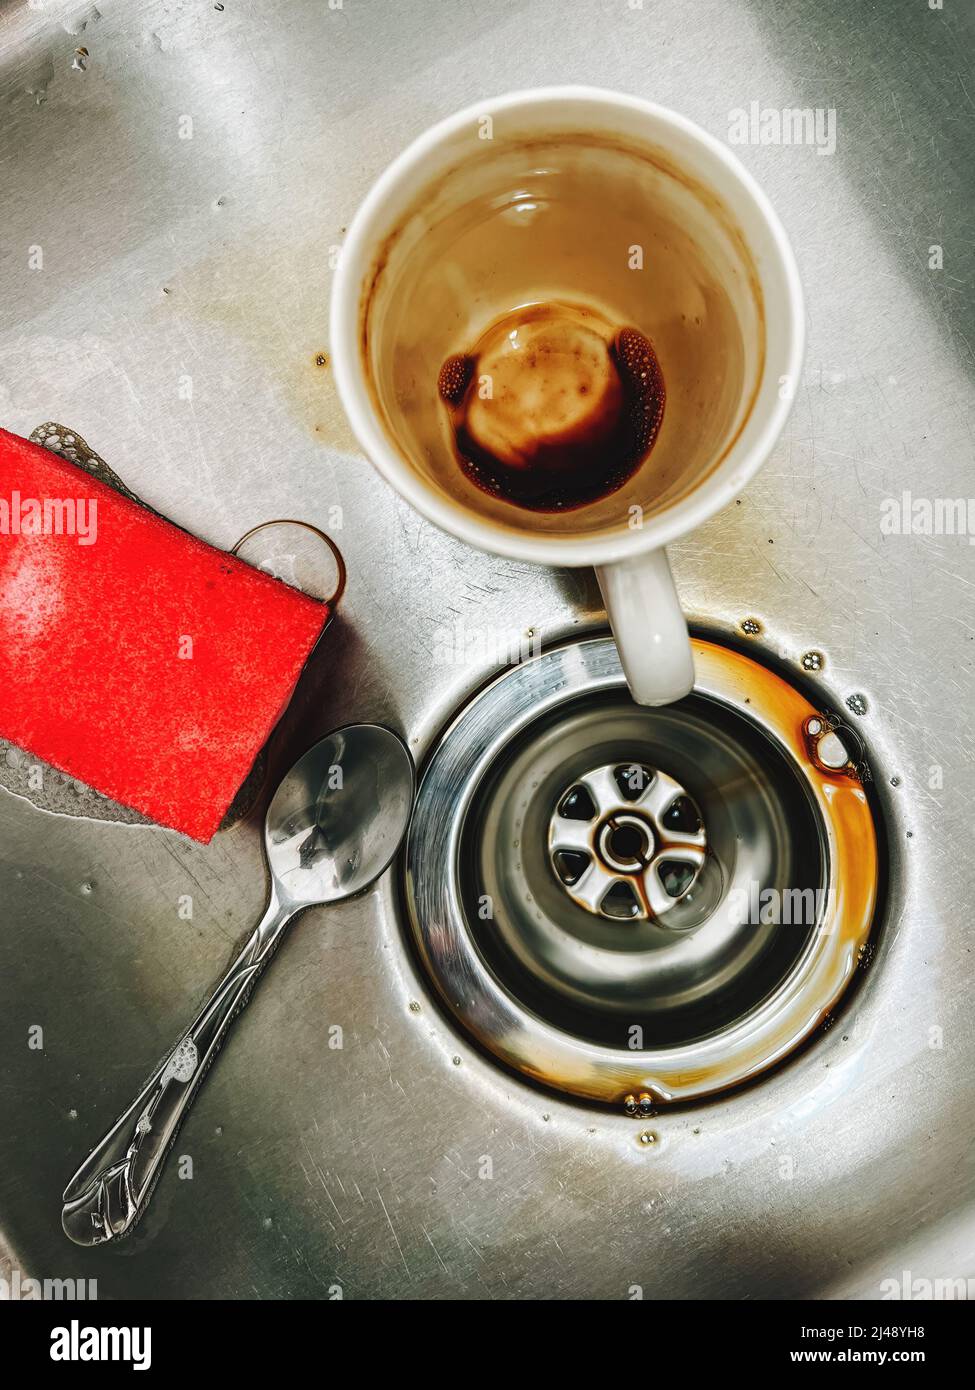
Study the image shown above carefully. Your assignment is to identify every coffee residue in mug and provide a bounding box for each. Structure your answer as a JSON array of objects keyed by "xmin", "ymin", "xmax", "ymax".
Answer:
[{"xmin": 437, "ymin": 301, "xmax": 665, "ymax": 512}]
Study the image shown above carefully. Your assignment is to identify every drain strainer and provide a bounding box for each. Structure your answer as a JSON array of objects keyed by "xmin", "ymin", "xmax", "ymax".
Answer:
[
  {"xmin": 404, "ymin": 637, "xmax": 880, "ymax": 1106},
  {"xmin": 549, "ymin": 763, "xmax": 706, "ymax": 920}
]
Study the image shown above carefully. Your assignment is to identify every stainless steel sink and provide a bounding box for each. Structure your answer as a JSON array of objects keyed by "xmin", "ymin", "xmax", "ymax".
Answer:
[{"xmin": 0, "ymin": 0, "xmax": 972, "ymax": 1299}]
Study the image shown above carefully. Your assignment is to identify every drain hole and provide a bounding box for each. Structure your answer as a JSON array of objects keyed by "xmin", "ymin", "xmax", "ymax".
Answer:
[
  {"xmin": 662, "ymin": 795, "xmax": 703, "ymax": 834},
  {"xmin": 657, "ymin": 859, "xmax": 697, "ymax": 899},
  {"xmin": 558, "ymin": 785, "xmax": 596, "ymax": 821},
  {"xmin": 553, "ymin": 850, "xmax": 590, "ymax": 885},
  {"xmin": 613, "ymin": 763, "xmax": 654, "ymax": 800},
  {"xmin": 608, "ymin": 824, "xmax": 646, "ymax": 863},
  {"xmin": 601, "ymin": 880, "xmax": 642, "ymax": 919}
]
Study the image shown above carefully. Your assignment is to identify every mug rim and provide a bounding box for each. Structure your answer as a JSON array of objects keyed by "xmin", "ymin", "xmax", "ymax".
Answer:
[{"xmin": 330, "ymin": 85, "xmax": 805, "ymax": 567}]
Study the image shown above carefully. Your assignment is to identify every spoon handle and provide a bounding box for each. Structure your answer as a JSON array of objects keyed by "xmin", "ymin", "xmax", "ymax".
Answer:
[{"xmin": 61, "ymin": 893, "xmax": 293, "ymax": 1246}]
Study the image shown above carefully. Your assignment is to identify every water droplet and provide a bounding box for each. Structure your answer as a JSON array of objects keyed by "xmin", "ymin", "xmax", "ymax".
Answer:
[
  {"xmin": 25, "ymin": 61, "xmax": 54, "ymax": 106},
  {"xmin": 817, "ymin": 731, "xmax": 850, "ymax": 770},
  {"xmin": 801, "ymin": 650, "xmax": 825, "ymax": 671},
  {"xmin": 740, "ymin": 618, "xmax": 762, "ymax": 636},
  {"xmin": 846, "ymin": 693, "xmax": 868, "ymax": 716},
  {"xmin": 639, "ymin": 1130, "xmax": 657, "ymax": 1147},
  {"xmin": 451, "ymin": 1055, "xmax": 462, "ymax": 1066}
]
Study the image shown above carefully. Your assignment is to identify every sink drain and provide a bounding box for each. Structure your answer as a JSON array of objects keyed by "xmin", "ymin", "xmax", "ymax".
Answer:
[
  {"xmin": 548, "ymin": 763, "xmax": 706, "ymax": 920},
  {"xmin": 404, "ymin": 637, "xmax": 880, "ymax": 1106}
]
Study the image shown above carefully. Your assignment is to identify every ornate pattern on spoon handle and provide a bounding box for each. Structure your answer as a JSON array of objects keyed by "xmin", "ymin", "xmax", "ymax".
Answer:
[{"xmin": 61, "ymin": 894, "xmax": 294, "ymax": 1246}]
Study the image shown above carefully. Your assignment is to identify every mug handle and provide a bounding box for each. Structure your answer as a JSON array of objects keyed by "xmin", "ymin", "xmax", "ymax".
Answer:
[{"xmin": 595, "ymin": 550, "xmax": 695, "ymax": 706}]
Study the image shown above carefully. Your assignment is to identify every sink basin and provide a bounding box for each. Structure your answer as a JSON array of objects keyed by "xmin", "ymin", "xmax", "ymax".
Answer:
[{"xmin": 0, "ymin": 0, "xmax": 971, "ymax": 1299}]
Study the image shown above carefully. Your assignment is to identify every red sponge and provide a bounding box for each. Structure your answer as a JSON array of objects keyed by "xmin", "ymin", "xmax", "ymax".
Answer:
[{"xmin": 0, "ymin": 427, "xmax": 328, "ymax": 841}]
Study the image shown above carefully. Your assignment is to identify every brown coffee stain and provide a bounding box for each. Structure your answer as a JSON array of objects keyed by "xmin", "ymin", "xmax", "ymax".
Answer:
[{"xmin": 437, "ymin": 301, "xmax": 666, "ymax": 512}]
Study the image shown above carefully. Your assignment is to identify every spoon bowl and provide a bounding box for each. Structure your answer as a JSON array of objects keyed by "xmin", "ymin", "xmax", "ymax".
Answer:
[{"xmin": 267, "ymin": 724, "xmax": 415, "ymax": 906}]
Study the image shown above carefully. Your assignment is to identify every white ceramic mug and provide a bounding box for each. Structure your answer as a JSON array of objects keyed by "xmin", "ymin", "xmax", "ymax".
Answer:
[{"xmin": 331, "ymin": 87, "xmax": 804, "ymax": 704}]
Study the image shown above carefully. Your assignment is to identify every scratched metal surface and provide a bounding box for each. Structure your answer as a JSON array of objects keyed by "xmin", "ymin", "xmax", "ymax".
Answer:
[{"xmin": 0, "ymin": 0, "xmax": 972, "ymax": 1299}]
